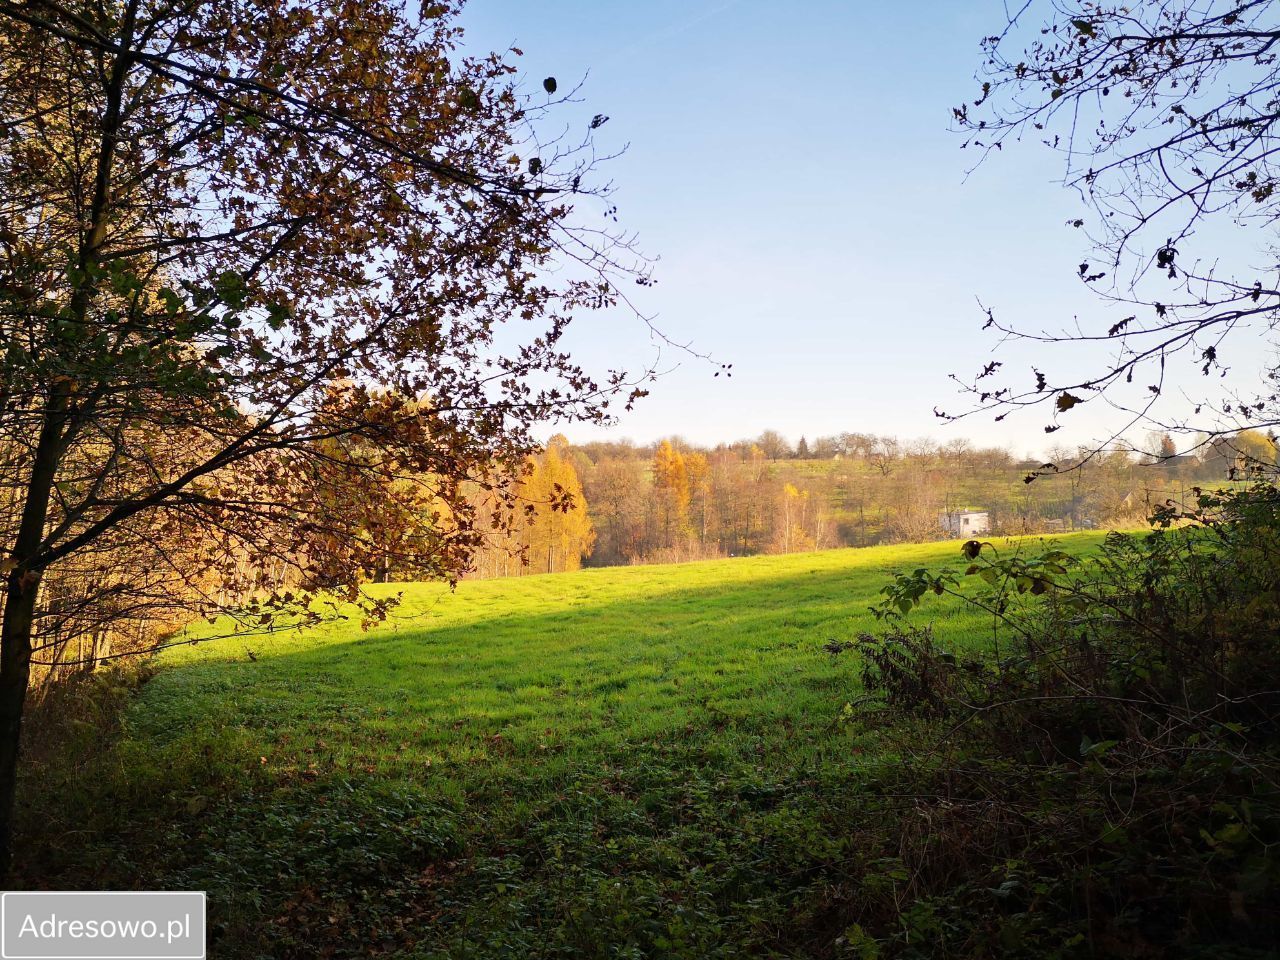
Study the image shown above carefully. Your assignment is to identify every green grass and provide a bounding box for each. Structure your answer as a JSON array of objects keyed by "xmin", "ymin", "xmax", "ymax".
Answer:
[{"xmin": 19, "ymin": 533, "xmax": 1109, "ymax": 959}]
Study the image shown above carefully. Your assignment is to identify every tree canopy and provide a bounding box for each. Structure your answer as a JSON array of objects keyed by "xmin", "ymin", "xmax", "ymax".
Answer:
[{"xmin": 0, "ymin": 0, "xmax": 645, "ymax": 869}]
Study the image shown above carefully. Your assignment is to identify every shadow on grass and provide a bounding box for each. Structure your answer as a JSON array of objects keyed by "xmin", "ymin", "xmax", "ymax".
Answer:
[
  {"xmin": 14, "ymin": 535, "xmax": 1107, "ymax": 959},
  {"xmin": 134, "ymin": 544, "xmax": 1010, "ymax": 755}
]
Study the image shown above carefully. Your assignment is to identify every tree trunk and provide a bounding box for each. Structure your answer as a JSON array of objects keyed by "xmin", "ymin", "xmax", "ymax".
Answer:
[
  {"xmin": 0, "ymin": 0, "xmax": 140, "ymax": 874},
  {"xmin": 0, "ymin": 382, "xmax": 69, "ymax": 876},
  {"xmin": 0, "ymin": 573, "xmax": 36, "ymax": 876},
  {"xmin": 0, "ymin": 239, "xmax": 77, "ymax": 873}
]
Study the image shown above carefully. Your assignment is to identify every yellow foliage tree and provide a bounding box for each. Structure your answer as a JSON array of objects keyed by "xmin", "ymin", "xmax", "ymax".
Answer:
[
  {"xmin": 528, "ymin": 438, "xmax": 595, "ymax": 574},
  {"xmin": 468, "ymin": 437, "xmax": 594, "ymax": 576},
  {"xmin": 652, "ymin": 440, "xmax": 691, "ymax": 544},
  {"xmin": 684, "ymin": 452, "xmax": 711, "ymax": 545},
  {"xmin": 1234, "ymin": 429, "xmax": 1276, "ymax": 469}
]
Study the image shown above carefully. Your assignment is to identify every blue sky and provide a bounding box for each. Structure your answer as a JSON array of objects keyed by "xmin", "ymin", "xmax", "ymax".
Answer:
[{"xmin": 457, "ymin": 1, "xmax": 1258, "ymax": 457}]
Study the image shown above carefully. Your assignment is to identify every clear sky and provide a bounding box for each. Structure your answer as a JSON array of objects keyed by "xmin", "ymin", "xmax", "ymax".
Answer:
[{"xmin": 456, "ymin": 1, "xmax": 1262, "ymax": 457}]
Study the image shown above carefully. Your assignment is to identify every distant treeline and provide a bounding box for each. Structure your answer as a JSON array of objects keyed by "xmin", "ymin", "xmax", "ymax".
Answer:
[{"xmin": 466, "ymin": 429, "xmax": 1276, "ymax": 575}]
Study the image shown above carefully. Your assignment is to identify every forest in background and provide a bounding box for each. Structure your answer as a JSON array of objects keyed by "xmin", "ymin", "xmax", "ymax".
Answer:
[
  {"xmin": 469, "ymin": 428, "xmax": 1277, "ymax": 576},
  {"xmin": 22, "ymin": 424, "xmax": 1267, "ymax": 686}
]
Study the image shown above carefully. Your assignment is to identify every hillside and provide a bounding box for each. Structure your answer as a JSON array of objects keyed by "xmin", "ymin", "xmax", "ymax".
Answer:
[
  {"xmin": 554, "ymin": 437, "xmax": 1226, "ymax": 571},
  {"xmin": 18, "ymin": 534, "xmax": 1107, "ymax": 959}
]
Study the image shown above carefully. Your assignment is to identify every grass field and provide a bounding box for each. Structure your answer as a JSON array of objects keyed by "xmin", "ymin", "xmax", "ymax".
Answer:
[{"xmin": 20, "ymin": 533, "xmax": 1109, "ymax": 959}]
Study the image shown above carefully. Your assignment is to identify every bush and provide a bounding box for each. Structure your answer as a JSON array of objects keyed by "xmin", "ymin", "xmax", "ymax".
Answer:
[{"xmin": 846, "ymin": 485, "xmax": 1280, "ymax": 957}]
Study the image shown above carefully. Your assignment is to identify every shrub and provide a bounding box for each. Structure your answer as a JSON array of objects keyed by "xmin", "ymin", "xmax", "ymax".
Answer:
[{"xmin": 847, "ymin": 485, "xmax": 1280, "ymax": 957}]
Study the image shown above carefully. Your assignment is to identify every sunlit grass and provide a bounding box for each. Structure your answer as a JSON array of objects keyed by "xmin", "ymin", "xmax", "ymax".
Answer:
[
  {"xmin": 29, "ymin": 533, "xmax": 1113, "ymax": 957},
  {"xmin": 151, "ymin": 536, "xmax": 1102, "ymax": 778}
]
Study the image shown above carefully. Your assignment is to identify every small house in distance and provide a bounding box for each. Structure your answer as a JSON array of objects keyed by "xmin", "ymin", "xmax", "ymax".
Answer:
[{"xmin": 940, "ymin": 509, "xmax": 990, "ymax": 537}]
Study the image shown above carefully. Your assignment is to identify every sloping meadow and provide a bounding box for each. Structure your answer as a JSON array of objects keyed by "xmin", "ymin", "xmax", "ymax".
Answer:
[{"xmin": 17, "ymin": 535, "xmax": 1106, "ymax": 958}]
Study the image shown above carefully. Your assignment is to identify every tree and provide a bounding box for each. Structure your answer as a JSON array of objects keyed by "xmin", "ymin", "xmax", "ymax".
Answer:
[
  {"xmin": 810, "ymin": 435, "xmax": 839, "ymax": 459},
  {"xmin": 1233, "ymin": 429, "xmax": 1276, "ymax": 471},
  {"xmin": 795, "ymin": 436, "xmax": 810, "ymax": 459},
  {"xmin": 651, "ymin": 439, "xmax": 690, "ymax": 546},
  {"xmin": 755, "ymin": 430, "xmax": 792, "ymax": 461},
  {"xmin": 0, "ymin": 0, "xmax": 644, "ymax": 870},
  {"xmin": 941, "ymin": 437, "xmax": 972, "ymax": 467},
  {"xmin": 578, "ymin": 455, "xmax": 647, "ymax": 566},
  {"xmin": 1205, "ymin": 429, "xmax": 1277, "ymax": 478},
  {"xmin": 948, "ymin": 1, "xmax": 1280, "ymax": 451},
  {"xmin": 475, "ymin": 436, "xmax": 594, "ymax": 576},
  {"xmin": 777, "ymin": 483, "xmax": 805, "ymax": 553},
  {"xmin": 839, "ymin": 432, "xmax": 876, "ymax": 459},
  {"xmin": 867, "ymin": 436, "xmax": 900, "ymax": 477},
  {"xmin": 1141, "ymin": 431, "xmax": 1178, "ymax": 463},
  {"xmin": 683, "ymin": 451, "xmax": 711, "ymax": 547},
  {"xmin": 882, "ymin": 466, "xmax": 944, "ymax": 544},
  {"xmin": 530, "ymin": 437, "xmax": 594, "ymax": 574}
]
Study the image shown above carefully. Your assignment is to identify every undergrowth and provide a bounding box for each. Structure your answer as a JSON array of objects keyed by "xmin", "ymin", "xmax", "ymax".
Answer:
[{"xmin": 843, "ymin": 484, "xmax": 1280, "ymax": 957}]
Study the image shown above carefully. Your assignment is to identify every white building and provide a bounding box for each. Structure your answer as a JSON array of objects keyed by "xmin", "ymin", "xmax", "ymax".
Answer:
[{"xmin": 940, "ymin": 510, "xmax": 990, "ymax": 537}]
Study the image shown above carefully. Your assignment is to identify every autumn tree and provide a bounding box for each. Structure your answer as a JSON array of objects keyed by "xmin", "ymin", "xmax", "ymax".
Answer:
[
  {"xmin": 683, "ymin": 451, "xmax": 711, "ymax": 547},
  {"xmin": 838, "ymin": 433, "xmax": 876, "ymax": 459},
  {"xmin": 1231, "ymin": 429, "xmax": 1276, "ymax": 472},
  {"xmin": 867, "ymin": 436, "xmax": 900, "ymax": 477},
  {"xmin": 1140, "ymin": 431, "xmax": 1179, "ymax": 463},
  {"xmin": 0, "ymin": 0, "xmax": 645, "ymax": 870},
  {"xmin": 1203, "ymin": 428, "xmax": 1277, "ymax": 478},
  {"xmin": 524, "ymin": 437, "xmax": 594, "ymax": 574},
  {"xmin": 809, "ymin": 435, "xmax": 839, "ymax": 459},
  {"xmin": 579, "ymin": 456, "xmax": 648, "ymax": 565},
  {"xmin": 950, "ymin": 1, "xmax": 1280, "ymax": 453},
  {"xmin": 651, "ymin": 439, "xmax": 691, "ymax": 545},
  {"xmin": 776, "ymin": 483, "xmax": 817, "ymax": 553},
  {"xmin": 755, "ymin": 430, "xmax": 792, "ymax": 461},
  {"xmin": 709, "ymin": 447, "xmax": 755, "ymax": 555},
  {"xmin": 568, "ymin": 428, "xmax": 1216, "ymax": 559}
]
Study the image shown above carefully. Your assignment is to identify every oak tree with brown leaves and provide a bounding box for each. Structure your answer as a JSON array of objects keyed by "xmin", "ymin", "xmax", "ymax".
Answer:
[{"xmin": 0, "ymin": 0, "xmax": 647, "ymax": 870}]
